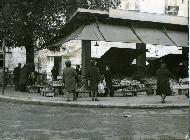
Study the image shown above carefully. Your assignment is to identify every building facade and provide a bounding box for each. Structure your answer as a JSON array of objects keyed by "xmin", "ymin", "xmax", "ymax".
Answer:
[{"xmin": 120, "ymin": 0, "xmax": 188, "ymax": 17}]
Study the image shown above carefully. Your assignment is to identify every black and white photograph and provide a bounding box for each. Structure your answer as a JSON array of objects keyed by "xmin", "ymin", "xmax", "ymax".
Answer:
[{"xmin": 0, "ymin": 0, "xmax": 189, "ymax": 139}]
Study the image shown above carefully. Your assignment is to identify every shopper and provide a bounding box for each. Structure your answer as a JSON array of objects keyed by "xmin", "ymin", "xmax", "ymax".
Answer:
[
  {"xmin": 19, "ymin": 64, "xmax": 30, "ymax": 92},
  {"xmin": 156, "ymin": 63, "xmax": 172, "ymax": 103},
  {"xmin": 63, "ymin": 60, "xmax": 78, "ymax": 101},
  {"xmin": 86, "ymin": 60, "xmax": 100, "ymax": 101},
  {"xmin": 104, "ymin": 66, "xmax": 113, "ymax": 97},
  {"xmin": 13, "ymin": 63, "xmax": 21, "ymax": 91}
]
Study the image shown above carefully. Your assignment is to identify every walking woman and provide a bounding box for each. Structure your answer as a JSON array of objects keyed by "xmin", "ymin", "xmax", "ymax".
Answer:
[
  {"xmin": 156, "ymin": 63, "xmax": 172, "ymax": 103},
  {"xmin": 63, "ymin": 60, "xmax": 78, "ymax": 101}
]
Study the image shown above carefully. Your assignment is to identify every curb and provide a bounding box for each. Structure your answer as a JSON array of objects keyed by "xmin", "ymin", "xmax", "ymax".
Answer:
[{"xmin": 0, "ymin": 95, "xmax": 188, "ymax": 109}]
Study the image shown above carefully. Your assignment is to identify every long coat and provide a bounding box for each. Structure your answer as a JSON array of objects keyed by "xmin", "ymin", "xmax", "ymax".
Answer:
[
  {"xmin": 156, "ymin": 67, "xmax": 172, "ymax": 96},
  {"xmin": 13, "ymin": 66, "xmax": 21, "ymax": 83},
  {"xmin": 19, "ymin": 65, "xmax": 29, "ymax": 85},
  {"xmin": 63, "ymin": 67, "xmax": 77, "ymax": 91},
  {"xmin": 86, "ymin": 65, "xmax": 100, "ymax": 90}
]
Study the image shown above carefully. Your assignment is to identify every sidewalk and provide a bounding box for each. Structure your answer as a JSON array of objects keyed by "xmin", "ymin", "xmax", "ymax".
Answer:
[{"xmin": 0, "ymin": 87, "xmax": 189, "ymax": 109}]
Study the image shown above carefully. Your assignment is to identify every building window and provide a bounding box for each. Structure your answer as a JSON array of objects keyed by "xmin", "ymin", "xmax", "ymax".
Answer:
[
  {"xmin": 182, "ymin": 0, "xmax": 184, "ymax": 4},
  {"xmin": 48, "ymin": 56, "xmax": 54, "ymax": 62},
  {"xmin": 165, "ymin": 0, "xmax": 179, "ymax": 16}
]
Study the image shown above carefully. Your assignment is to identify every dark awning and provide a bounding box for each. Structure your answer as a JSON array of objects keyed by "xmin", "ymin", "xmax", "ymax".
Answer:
[
  {"xmin": 147, "ymin": 54, "xmax": 188, "ymax": 75},
  {"xmin": 100, "ymin": 47, "xmax": 144, "ymax": 75}
]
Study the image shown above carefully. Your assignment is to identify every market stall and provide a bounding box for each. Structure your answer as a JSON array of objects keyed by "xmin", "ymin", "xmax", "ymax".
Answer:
[{"xmin": 112, "ymin": 78, "xmax": 146, "ymax": 96}]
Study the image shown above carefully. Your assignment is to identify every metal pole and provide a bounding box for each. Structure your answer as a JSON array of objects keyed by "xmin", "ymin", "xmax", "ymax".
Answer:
[
  {"xmin": 2, "ymin": 37, "xmax": 5, "ymax": 95},
  {"xmin": 188, "ymin": 1, "xmax": 190, "ymax": 139},
  {"xmin": 188, "ymin": 1, "xmax": 190, "ymax": 140}
]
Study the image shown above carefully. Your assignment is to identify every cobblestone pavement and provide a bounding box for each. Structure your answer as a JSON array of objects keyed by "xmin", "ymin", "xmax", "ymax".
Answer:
[
  {"xmin": 0, "ymin": 87, "xmax": 188, "ymax": 109},
  {"xmin": 0, "ymin": 101, "xmax": 189, "ymax": 140}
]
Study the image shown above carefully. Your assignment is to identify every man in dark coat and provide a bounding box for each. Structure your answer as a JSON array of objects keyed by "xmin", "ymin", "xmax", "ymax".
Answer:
[
  {"xmin": 104, "ymin": 66, "xmax": 113, "ymax": 97},
  {"xmin": 156, "ymin": 63, "xmax": 172, "ymax": 103},
  {"xmin": 13, "ymin": 63, "xmax": 21, "ymax": 91},
  {"xmin": 63, "ymin": 60, "xmax": 78, "ymax": 101},
  {"xmin": 86, "ymin": 60, "xmax": 100, "ymax": 101}
]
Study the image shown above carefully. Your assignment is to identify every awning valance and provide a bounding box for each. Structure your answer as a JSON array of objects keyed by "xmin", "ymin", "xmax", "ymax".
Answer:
[{"xmin": 51, "ymin": 22, "xmax": 188, "ymax": 47}]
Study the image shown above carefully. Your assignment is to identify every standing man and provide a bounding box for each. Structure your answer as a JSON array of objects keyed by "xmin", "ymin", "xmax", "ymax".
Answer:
[
  {"xmin": 63, "ymin": 60, "xmax": 78, "ymax": 101},
  {"xmin": 86, "ymin": 60, "xmax": 100, "ymax": 101},
  {"xmin": 13, "ymin": 63, "xmax": 21, "ymax": 91},
  {"xmin": 75, "ymin": 65, "xmax": 81, "ymax": 98},
  {"xmin": 104, "ymin": 66, "xmax": 113, "ymax": 97}
]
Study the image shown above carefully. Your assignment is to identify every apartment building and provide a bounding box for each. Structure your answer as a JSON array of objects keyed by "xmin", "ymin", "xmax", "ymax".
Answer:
[{"xmin": 120, "ymin": 0, "xmax": 188, "ymax": 17}]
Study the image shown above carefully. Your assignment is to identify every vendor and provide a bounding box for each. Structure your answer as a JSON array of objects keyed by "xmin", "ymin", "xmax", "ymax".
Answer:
[
  {"xmin": 75, "ymin": 65, "xmax": 81, "ymax": 76},
  {"xmin": 178, "ymin": 61, "xmax": 188, "ymax": 79},
  {"xmin": 51, "ymin": 66, "xmax": 59, "ymax": 81}
]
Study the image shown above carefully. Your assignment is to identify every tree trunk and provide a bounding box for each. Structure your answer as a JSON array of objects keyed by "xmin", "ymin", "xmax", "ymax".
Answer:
[
  {"xmin": 24, "ymin": 22, "xmax": 34, "ymax": 64},
  {"xmin": 25, "ymin": 44, "xmax": 34, "ymax": 64}
]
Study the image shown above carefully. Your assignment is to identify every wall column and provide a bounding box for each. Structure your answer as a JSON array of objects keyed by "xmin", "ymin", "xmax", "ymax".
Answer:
[
  {"xmin": 81, "ymin": 40, "xmax": 91, "ymax": 76},
  {"xmin": 136, "ymin": 43, "xmax": 146, "ymax": 79}
]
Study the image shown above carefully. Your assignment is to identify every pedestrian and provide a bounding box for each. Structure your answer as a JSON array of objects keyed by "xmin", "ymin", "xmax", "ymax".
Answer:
[
  {"xmin": 13, "ymin": 63, "xmax": 22, "ymax": 91},
  {"xmin": 19, "ymin": 64, "xmax": 30, "ymax": 92},
  {"xmin": 86, "ymin": 60, "xmax": 100, "ymax": 101},
  {"xmin": 75, "ymin": 65, "xmax": 81, "ymax": 98},
  {"xmin": 104, "ymin": 66, "xmax": 113, "ymax": 97},
  {"xmin": 63, "ymin": 60, "xmax": 78, "ymax": 101},
  {"xmin": 51, "ymin": 66, "xmax": 59, "ymax": 81},
  {"xmin": 156, "ymin": 63, "xmax": 172, "ymax": 103}
]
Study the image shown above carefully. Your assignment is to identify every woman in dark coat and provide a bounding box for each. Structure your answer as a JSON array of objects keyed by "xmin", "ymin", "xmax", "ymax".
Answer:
[
  {"xmin": 19, "ymin": 64, "xmax": 30, "ymax": 92},
  {"xmin": 13, "ymin": 63, "xmax": 21, "ymax": 91},
  {"xmin": 86, "ymin": 60, "xmax": 100, "ymax": 101},
  {"xmin": 156, "ymin": 63, "xmax": 172, "ymax": 103},
  {"xmin": 63, "ymin": 60, "xmax": 78, "ymax": 101}
]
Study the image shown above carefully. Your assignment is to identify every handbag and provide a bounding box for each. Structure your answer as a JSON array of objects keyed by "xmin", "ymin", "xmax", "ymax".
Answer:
[{"xmin": 98, "ymin": 82, "xmax": 105, "ymax": 94}]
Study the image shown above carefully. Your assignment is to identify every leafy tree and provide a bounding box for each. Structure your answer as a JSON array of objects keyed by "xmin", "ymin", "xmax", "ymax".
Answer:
[{"xmin": 0, "ymin": 0, "xmax": 121, "ymax": 63}]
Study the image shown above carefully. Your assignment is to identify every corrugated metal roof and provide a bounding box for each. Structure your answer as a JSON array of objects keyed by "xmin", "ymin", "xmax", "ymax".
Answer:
[{"xmin": 48, "ymin": 8, "xmax": 188, "ymax": 48}]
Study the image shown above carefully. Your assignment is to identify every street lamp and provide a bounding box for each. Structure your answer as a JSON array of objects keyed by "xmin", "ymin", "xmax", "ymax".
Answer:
[
  {"xmin": 1, "ymin": 0, "xmax": 6, "ymax": 95},
  {"xmin": 2, "ymin": 37, "xmax": 5, "ymax": 95}
]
